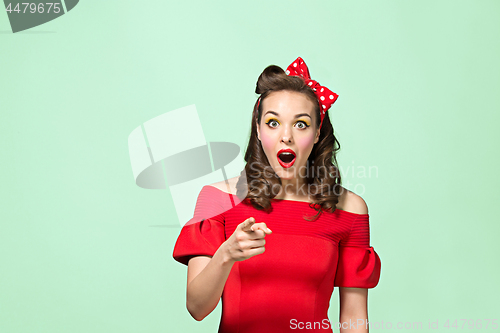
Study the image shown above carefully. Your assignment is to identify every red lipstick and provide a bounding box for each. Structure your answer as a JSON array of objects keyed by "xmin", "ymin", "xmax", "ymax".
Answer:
[{"xmin": 277, "ymin": 148, "xmax": 296, "ymax": 168}]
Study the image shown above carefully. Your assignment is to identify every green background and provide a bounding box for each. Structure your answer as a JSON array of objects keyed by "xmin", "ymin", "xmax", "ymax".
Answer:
[{"xmin": 1, "ymin": 0, "xmax": 499, "ymax": 332}]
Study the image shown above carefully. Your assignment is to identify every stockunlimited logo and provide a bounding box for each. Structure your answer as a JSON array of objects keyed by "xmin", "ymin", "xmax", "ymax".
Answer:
[{"xmin": 3, "ymin": 0, "xmax": 78, "ymax": 33}]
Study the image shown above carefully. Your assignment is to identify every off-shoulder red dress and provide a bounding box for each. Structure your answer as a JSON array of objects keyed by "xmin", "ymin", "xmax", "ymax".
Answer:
[{"xmin": 172, "ymin": 185, "xmax": 381, "ymax": 333}]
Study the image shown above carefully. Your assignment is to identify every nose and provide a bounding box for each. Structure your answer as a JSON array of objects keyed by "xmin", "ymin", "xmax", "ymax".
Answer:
[{"xmin": 280, "ymin": 124, "xmax": 293, "ymax": 144}]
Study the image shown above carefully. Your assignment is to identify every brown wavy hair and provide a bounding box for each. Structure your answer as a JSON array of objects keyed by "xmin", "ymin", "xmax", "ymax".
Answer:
[{"xmin": 236, "ymin": 63, "xmax": 342, "ymax": 220}]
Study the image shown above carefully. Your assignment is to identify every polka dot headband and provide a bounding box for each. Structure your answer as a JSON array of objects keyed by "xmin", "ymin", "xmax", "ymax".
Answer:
[{"xmin": 256, "ymin": 57, "xmax": 339, "ymax": 129}]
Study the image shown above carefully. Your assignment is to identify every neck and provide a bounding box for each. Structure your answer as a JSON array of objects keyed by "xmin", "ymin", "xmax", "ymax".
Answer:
[{"xmin": 276, "ymin": 177, "xmax": 309, "ymax": 200}]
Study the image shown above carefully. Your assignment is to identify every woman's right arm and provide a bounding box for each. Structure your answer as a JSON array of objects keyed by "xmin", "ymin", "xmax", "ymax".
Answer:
[
  {"xmin": 186, "ymin": 217, "xmax": 272, "ymax": 321},
  {"xmin": 186, "ymin": 245, "xmax": 234, "ymax": 321}
]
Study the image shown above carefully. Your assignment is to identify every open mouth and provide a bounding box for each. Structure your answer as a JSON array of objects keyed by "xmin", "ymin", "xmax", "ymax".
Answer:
[{"xmin": 277, "ymin": 149, "xmax": 296, "ymax": 168}]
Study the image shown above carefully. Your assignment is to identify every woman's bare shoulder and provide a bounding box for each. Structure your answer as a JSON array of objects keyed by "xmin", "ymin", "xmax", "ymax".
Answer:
[
  {"xmin": 208, "ymin": 176, "xmax": 239, "ymax": 195},
  {"xmin": 336, "ymin": 186, "xmax": 369, "ymax": 215}
]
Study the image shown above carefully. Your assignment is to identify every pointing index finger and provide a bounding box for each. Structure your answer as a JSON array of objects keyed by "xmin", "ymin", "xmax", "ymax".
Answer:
[{"xmin": 240, "ymin": 218, "xmax": 255, "ymax": 232}]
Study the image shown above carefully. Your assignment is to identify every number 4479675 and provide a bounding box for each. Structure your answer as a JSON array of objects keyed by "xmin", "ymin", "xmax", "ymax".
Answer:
[
  {"xmin": 444, "ymin": 319, "xmax": 498, "ymax": 329},
  {"xmin": 5, "ymin": 3, "xmax": 61, "ymax": 14}
]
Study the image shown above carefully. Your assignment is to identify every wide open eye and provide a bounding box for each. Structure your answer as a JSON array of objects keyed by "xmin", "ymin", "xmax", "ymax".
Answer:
[
  {"xmin": 265, "ymin": 119, "xmax": 279, "ymax": 128},
  {"xmin": 295, "ymin": 120, "xmax": 310, "ymax": 129}
]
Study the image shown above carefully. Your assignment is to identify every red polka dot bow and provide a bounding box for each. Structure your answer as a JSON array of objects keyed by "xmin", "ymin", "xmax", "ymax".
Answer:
[{"xmin": 286, "ymin": 57, "xmax": 338, "ymax": 129}]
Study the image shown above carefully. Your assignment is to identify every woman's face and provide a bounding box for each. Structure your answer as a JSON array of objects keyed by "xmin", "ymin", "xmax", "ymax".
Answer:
[{"xmin": 256, "ymin": 90, "xmax": 320, "ymax": 183}]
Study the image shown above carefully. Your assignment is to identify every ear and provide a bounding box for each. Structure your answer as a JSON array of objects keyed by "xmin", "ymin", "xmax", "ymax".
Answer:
[
  {"xmin": 313, "ymin": 127, "xmax": 320, "ymax": 144},
  {"xmin": 256, "ymin": 120, "xmax": 261, "ymax": 141}
]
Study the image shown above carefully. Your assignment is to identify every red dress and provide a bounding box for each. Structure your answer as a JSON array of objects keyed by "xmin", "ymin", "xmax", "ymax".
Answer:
[{"xmin": 173, "ymin": 185, "xmax": 381, "ymax": 333}]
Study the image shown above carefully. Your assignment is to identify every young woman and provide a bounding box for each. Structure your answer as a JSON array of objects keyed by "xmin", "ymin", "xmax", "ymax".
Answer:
[{"xmin": 173, "ymin": 57, "xmax": 381, "ymax": 332}]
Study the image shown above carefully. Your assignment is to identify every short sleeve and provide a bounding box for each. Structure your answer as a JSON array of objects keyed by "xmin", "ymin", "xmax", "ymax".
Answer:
[
  {"xmin": 334, "ymin": 214, "xmax": 381, "ymax": 288},
  {"xmin": 172, "ymin": 186, "xmax": 233, "ymax": 266}
]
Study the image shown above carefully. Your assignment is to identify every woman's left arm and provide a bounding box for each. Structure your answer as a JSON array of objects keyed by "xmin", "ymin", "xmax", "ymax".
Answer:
[{"xmin": 339, "ymin": 287, "xmax": 369, "ymax": 333}]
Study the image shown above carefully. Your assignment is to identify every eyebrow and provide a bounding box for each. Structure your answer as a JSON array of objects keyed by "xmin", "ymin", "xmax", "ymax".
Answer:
[{"xmin": 263, "ymin": 110, "xmax": 312, "ymax": 119}]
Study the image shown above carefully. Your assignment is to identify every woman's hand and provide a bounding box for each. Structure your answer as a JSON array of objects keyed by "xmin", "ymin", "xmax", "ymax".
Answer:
[
  {"xmin": 222, "ymin": 217, "xmax": 272, "ymax": 262},
  {"xmin": 185, "ymin": 217, "xmax": 271, "ymax": 321}
]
